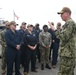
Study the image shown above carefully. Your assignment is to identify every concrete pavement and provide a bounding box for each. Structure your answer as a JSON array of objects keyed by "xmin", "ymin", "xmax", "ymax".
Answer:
[{"xmin": 0, "ymin": 59, "xmax": 76, "ymax": 75}]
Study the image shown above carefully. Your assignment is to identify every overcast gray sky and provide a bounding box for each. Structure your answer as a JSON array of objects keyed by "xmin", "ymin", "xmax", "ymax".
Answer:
[{"xmin": 0, "ymin": 0, "xmax": 76, "ymax": 29}]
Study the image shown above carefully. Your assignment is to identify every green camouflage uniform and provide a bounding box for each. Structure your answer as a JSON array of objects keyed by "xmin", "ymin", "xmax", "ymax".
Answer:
[
  {"xmin": 74, "ymin": 26, "xmax": 76, "ymax": 65},
  {"xmin": 39, "ymin": 31, "xmax": 52, "ymax": 64},
  {"xmin": 0, "ymin": 29, "xmax": 7, "ymax": 70},
  {"xmin": 56, "ymin": 19, "xmax": 76, "ymax": 75}
]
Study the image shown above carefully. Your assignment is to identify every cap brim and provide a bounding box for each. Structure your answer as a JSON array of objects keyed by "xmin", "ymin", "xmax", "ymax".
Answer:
[
  {"xmin": 16, "ymin": 24, "xmax": 18, "ymax": 26},
  {"xmin": 57, "ymin": 11, "xmax": 63, "ymax": 14}
]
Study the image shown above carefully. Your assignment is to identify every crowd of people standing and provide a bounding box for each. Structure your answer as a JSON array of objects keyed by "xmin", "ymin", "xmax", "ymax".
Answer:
[
  {"xmin": 0, "ymin": 7, "xmax": 76, "ymax": 75},
  {"xmin": 0, "ymin": 20, "xmax": 62, "ymax": 75}
]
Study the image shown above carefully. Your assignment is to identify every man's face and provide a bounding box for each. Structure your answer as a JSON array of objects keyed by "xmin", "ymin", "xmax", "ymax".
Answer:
[
  {"xmin": 28, "ymin": 26, "xmax": 33, "ymax": 31},
  {"xmin": 57, "ymin": 25, "xmax": 61, "ymax": 29},
  {"xmin": 36, "ymin": 26, "xmax": 39, "ymax": 29},
  {"xmin": 10, "ymin": 25, "xmax": 16, "ymax": 30},
  {"xmin": 60, "ymin": 12, "xmax": 69, "ymax": 21},
  {"xmin": 22, "ymin": 25, "xmax": 26, "ymax": 29},
  {"xmin": 44, "ymin": 27, "xmax": 48, "ymax": 32}
]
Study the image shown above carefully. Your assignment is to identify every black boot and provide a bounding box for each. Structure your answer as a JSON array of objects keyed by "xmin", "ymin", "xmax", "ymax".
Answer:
[
  {"xmin": 46, "ymin": 64, "xmax": 51, "ymax": 69},
  {"xmin": 41, "ymin": 64, "xmax": 44, "ymax": 70}
]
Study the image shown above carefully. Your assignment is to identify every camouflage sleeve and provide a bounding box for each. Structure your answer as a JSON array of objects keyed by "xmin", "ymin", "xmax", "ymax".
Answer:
[
  {"xmin": 0, "ymin": 32, "xmax": 6, "ymax": 47},
  {"xmin": 74, "ymin": 23, "xmax": 76, "ymax": 35},
  {"xmin": 59, "ymin": 21, "xmax": 74, "ymax": 42},
  {"xmin": 39, "ymin": 32, "xmax": 45, "ymax": 47},
  {"xmin": 55, "ymin": 30, "xmax": 61, "ymax": 38}
]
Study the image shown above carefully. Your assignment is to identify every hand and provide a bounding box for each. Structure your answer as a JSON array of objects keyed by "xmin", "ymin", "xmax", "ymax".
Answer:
[
  {"xmin": 48, "ymin": 21, "xmax": 53, "ymax": 26},
  {"xmin": 48, "ymin": 21, "xmax": 52, "ymax": 26},
  {"xmin": 30, "ymin": 46, "xmax": 35, "ymax": 50},
  {"xmin": 48, "ymin": 21, "xmax": 55, "ymax": 30},
  {"xmin": 44, "ymin": 46, "xmax": 50, "ymax": 49},
  {"xmin": 33, "ymin": 45, "xmax": 37, "ymax": 50},
  {"xmin": 46, "ymin": 46, "xmax": 50, "ymax": 48},
  {"xmin": 28, "ymin": 45, "xmax": 35, "ymax": 50},
  {"xmin": 16, "ymin": 45, "xmax": 20, "ymax": 50},
  {"xmin": 51, "ymin": 25, "xmax": 55, "ymax": 30},
  {"xmin": 31, "ymin": 45, "xmax": 37, "ymax": 50}
]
